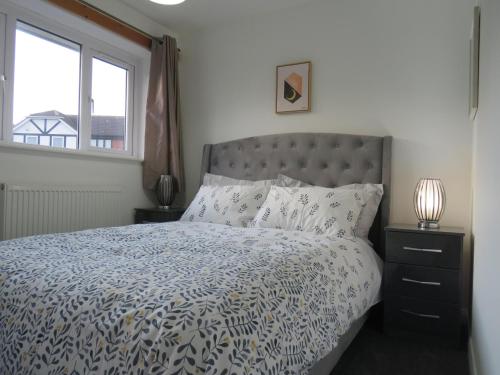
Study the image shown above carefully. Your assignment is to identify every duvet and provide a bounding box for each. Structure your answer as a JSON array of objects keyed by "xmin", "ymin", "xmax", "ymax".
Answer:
[{"xmin": 0, "ymin": 222, "xmax": 382, "ymax": 375}]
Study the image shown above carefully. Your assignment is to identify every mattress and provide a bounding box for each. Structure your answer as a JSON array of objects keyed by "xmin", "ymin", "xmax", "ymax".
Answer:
[{"xmin": 0, "ymin": 221, "xmax": 382, "ymax": 374}]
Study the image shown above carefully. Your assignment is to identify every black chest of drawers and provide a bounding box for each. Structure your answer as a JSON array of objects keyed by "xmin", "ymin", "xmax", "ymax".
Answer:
[
  {"xmin": 383, "ymin": 224, "xmax": 465, "ymax": 345},
  {"xmin": 134, "ymin": 207, "xmax": 185, "ymax": 224}
]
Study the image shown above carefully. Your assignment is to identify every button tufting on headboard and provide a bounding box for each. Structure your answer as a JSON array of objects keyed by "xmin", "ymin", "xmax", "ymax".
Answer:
[{"xmin": 199, "ymin": 133, "xmax": 392, "ymax": 256}]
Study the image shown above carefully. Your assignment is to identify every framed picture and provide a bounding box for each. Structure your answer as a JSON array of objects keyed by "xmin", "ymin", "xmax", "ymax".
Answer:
[
  {"xmin": 469, "ymin": 6, "xmax": 480, "ymax": 120},
  {"xmin": 276, "ymin": 61, "xmax": 311, "ymax": 113}
]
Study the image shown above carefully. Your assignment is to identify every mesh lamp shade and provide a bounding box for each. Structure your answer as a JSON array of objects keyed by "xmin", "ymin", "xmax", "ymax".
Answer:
[{"xmin": 414, "ymin": 178, "xmax": 446, "ymax": 229}]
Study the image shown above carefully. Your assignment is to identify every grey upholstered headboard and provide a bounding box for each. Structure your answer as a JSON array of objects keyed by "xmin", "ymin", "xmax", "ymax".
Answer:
[{"xmin": 199, "ymin": 133, "xmax": 392, "ymax": 256}]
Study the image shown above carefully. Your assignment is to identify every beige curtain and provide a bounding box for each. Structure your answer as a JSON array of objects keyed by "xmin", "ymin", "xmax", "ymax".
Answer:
[{"xmin": 143, "ymin": 35, "xmax": 184, "ymax": 192}]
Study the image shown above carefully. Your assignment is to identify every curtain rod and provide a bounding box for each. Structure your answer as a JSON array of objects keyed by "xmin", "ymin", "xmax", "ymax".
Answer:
[{"xmin": 47, "ymin": 0, "xmax": 180, "ymax": 52}]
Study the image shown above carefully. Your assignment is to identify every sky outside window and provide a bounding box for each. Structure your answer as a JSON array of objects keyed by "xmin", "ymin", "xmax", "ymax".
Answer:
[
  {"xmin": 91, "ymin": 57, "xmax": 127, "ymax": 150},
  {"xmin": 13, "ymin": 22, "xmax": 129, "ymax": 126},
  {"xmin": 13, "ymin": 22, "xmax": 80, "ymax": 125}
]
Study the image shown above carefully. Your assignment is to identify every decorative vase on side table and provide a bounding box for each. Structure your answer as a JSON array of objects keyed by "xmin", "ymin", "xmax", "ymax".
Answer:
[{"xmin": 157, "ymin": 174, "xmax": 175, "ymax": 208}]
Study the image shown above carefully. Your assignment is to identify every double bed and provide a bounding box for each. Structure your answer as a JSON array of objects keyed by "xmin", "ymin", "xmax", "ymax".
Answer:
[{"xmin": 0, "ymin": 133, "xmax": 392, "ymax": 375}]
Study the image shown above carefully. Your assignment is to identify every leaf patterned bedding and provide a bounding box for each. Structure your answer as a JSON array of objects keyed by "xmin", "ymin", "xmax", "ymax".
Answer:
[{"xmin": 0, "ymin": 221, "xmax": 382, "ymax": 375}]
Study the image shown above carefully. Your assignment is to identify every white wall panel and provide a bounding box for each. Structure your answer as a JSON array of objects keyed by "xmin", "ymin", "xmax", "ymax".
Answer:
[{"xmin": 471, "ymin": 1, "xmax": 500, "ymax": 374}]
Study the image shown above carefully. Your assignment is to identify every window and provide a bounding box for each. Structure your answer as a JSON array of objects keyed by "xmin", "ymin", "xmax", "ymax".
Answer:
[
  {"xmin": 51, "ymin": 136, "xmax": 64, "ymax": 148},
  {"xmin": 91, "ymin": 138, "xmax": 113, "ymax": 149},
  {"xmin": 12, "ymin": 22, "xmax": 80, "ymax": 150},
  {"xmin": 0, "ymin": 13, "xmax": 5, "ymax": 135},
  {"xmin": 0, "ymin": 3, "xmax": 142, "ymax": 158},
  {"xmin": 25, "ymin": 135, "xmax": 38, "ymax": 145},
  {"xmin": 90, "ymin": 57, "xmax": 128, "ymax": 151}
]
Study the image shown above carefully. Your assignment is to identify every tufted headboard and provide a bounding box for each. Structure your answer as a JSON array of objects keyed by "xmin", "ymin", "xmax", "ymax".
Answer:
[{"xmin": 199, "ymin": 133, "xmax": 392, "ymax": 256}]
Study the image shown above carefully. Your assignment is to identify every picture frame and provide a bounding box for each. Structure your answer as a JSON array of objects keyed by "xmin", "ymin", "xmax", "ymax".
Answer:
[
  {"xmin": 276, "ymin": 61, "xmax": 311, "ymax": 114},
  {"xmin": 469, "ymin": 6, "xmax": 480, "ymax": 120}
]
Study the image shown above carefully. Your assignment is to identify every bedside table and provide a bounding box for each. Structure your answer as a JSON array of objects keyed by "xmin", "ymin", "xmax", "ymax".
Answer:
[
  {"xmin": 383, "ymin": 224, "xmax": 466, "ymax": 345},
  {"xmin": 134, "ymin": 207, "xmax": 185, "ymax": 224}
]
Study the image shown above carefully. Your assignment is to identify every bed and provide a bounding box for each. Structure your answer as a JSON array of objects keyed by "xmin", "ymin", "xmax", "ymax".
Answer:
[{"xmin": 0, "ymin": 132, "xmax": 391, "ymax": 375}]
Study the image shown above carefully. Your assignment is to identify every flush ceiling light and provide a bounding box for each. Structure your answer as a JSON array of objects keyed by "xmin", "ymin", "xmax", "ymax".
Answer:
[{"xmin": 149, "ymin": 0, "xmax": 186, "ymax": 4}]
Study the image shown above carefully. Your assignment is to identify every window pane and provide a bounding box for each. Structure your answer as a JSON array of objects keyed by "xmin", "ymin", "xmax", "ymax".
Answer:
[
  {"xmin": 52, "ymin": 136, "xmax": 64, "ymax": 148},
  {"xmin": 25, "ymin": 135, "xmax": 38, "ymax": 145},
  {"xmin": 12, "ymin": 22, "xmax": 80, "ymax": 149},
  {"xmin": 91, "ymin": 57, "xmax": 127, "ymax": 151}
]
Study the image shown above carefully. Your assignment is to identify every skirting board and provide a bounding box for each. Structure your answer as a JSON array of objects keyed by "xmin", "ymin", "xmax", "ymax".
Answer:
[{"xmin": 469, "ymin": 338, "xmax": 479, "ymax": 375}]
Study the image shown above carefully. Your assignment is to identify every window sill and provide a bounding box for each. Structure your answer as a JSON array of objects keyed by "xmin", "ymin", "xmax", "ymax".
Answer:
[{"xmin": 0, "ymin": 141, "xmax": 143, "ymax": 164}]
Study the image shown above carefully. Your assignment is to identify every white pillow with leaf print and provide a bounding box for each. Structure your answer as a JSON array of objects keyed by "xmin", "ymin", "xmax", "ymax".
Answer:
[
  {"xmin": 180, "ymin": 184, "xmax": 268, "ymax": 227},
  {"xmin": 252, "ymin": 186, "xmax": 366, "ymax": 239},
  {"xmin": 276, "ymin": 174, "xmax": 384, "ymax": 241}
]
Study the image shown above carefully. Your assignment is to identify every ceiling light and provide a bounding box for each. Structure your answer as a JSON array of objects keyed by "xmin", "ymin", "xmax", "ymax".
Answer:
[{"xmin": 149, "ymin": 0, "xmax": 186, "ymax": 4}]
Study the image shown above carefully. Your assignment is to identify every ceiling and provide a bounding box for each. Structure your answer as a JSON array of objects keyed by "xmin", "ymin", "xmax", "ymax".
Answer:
[{"xmin": 117, "ymin": 0, "xmax": 325, "ymax": 33}]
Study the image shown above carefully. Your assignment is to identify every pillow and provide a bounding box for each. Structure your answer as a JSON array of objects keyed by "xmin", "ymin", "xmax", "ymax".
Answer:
[
  {"xmin": 180, "ymin": 185, "xmax": 268, "ymax": 227},
  {"xmin": 203, "ymin": 173, "xmax": 305, "ymax": 188},
  {"xmin": 349, "ymin": 184, "xmax": 383, "ymax": 239},
  {"xmin": 275, "ymin": 174, "xmax": 311, "ymax": 188},
  {"xmin": 276, "ymin": 174, "xmax": 383, "ymax": 240},
  {"xmin": 203, "ymin": 173, "xmax": 276, "ymax": 188},
  {"xmin": 252, "ymin": 186, "xmax": 366, "ymax": 239}
]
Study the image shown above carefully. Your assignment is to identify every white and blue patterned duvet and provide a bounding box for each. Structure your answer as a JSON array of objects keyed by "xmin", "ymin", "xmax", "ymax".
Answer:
[{"xmin": 0, "ymin": 222, "xmax": 382, "ymax": 375}]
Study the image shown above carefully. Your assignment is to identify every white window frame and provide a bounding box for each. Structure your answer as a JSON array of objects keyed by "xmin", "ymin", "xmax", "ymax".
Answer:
[
  {"xmin": 0, "ymin": 13, "xmax": 5, "ymax": 140},
  {"xmin": 86, "ymin": 52, "xmax": 134, "ymax": 154},
  {"xmin": 0, "ymin": 1, "xmax": 146, "ymax": 160}
]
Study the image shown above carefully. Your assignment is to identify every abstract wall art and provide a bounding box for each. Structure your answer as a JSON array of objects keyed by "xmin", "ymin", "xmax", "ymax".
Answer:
[{"xmin": 276, "ymin": 61, "xmax": 311, "ymax": 113}]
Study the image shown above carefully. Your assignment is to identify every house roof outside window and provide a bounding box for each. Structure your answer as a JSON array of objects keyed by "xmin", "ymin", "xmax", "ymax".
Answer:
[{"xmin": 13, "ymin": 110, "xmax": 125, "ymax": 138}]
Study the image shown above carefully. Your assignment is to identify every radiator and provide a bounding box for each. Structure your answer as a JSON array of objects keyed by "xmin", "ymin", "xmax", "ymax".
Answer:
[{"xmin": 0, "ymin": 183, "xmax": 124, "ymax": 240}]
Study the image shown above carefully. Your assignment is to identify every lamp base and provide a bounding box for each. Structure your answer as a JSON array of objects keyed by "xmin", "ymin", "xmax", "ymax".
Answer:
[{"xmin": 418, "ymin": 221, "xmax": 440, "ymax": 229}]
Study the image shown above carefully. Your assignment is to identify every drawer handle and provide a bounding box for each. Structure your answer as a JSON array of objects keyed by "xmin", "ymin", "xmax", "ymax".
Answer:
[
  {"xmin": 402, "ymin": 277, "xmax": 441, "ymax": 287},
  {"xmin": 401, "ymin": 309, "xmax": 441, "ymax": 320},
  {"xmin": 403, "ymin": 246, "xmax": 443, "ymax": 254}
]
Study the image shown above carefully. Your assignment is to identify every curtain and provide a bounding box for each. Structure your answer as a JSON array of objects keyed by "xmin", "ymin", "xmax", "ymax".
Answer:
[{"xmin": 143, "ymin": 35, "xmax": 184, "ymax": 193}]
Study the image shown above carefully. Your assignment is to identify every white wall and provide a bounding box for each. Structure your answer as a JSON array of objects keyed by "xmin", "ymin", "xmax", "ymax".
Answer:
[
  {"xmin": 181, "ymin": 0, "xmax": 474, "ymax": 229},
  {"xmin": 84, "ymin": 0, "xmax": 177, "ymax": 39},
  {"xmin": 470, "ymin": 1, "xmax": 500, "ymax": 374}
]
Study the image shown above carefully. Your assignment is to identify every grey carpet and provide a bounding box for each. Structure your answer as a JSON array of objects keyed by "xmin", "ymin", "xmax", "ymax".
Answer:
[{"xmin": 330, "ymin": 326, "xmax": 469, "ymax": 375}]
